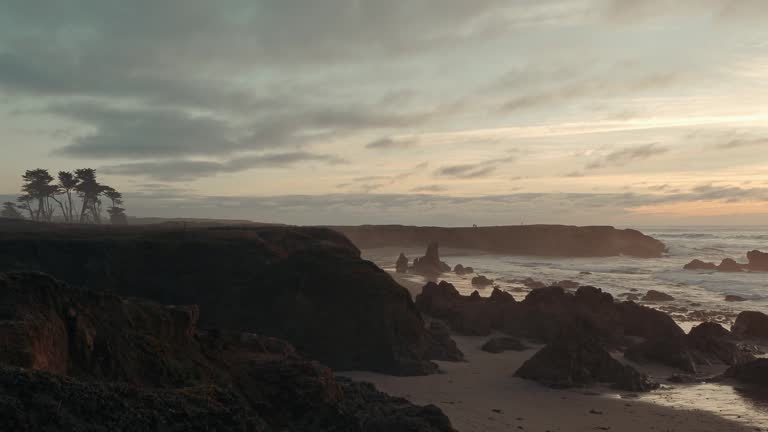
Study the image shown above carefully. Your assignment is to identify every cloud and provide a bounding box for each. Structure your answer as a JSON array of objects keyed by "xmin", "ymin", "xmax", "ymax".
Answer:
[
  {"xmin": 101, "ymin": 152, "xmax": 346, "ymax": 181},
  {"xmin": 365, "ymin": 137, "xmax": 417, "ymax": 150},
  {"xmin": 436, "ymin": 156, "xmax": 516, "ymax": 179},
  {"xmin": 410, "ymin": 185, "xmax": 448, "ymax": 193},
  {"xmin": 585, "ymin": 143, "xmax": 669, "ymax": 170}
]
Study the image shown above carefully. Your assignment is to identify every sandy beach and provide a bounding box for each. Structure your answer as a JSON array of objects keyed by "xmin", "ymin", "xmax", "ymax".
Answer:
[{"xmin": 342, "ymin": 333, "xmax": 763, "ymax": 432}]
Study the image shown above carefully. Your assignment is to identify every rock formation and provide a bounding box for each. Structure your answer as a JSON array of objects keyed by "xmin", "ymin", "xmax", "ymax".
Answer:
[
  {"xmin": 514, "ymin": 329, "xmax": 658, "ymax": 392},
  {"xmin": 732, "ymin": 311, "xmax": 768, "ymax": 339},
  {"xmin": 683, "ymin": 259, "xmax": 718, "ymax": 271},
  {"xmin": 718, "ymin": 258, "xmax": 745, "ymax": 272},
  {"xmin": 330, "ymin": 224, "xmax": 667, "ymax": 258},
  {"xmin": 684, "ymin": 250, "xmax": 768, "ymax": 272},
  {"xmin": 0, "ymin": 271, "xmax": 457, "ymax": 432},
  {"xmin": 747, "ymin": 250, "xmax": 768, "ymax": 271},
  {"xmin": 642, "ymin": 290, "xmax": 675, "ymax": 302},
  {"xmin": 396, "ymin": 253, "xmax": 409, "ymax": 273},
  {"xmin": 453, "ymin": 264, "xmax": 474, "ymax": 275},
  {"xmin": 470, "ymin": 275, "xmax": 494, "ymax": 287},
  {"xmin": 411, "ymin": 242, "xmax": 451, "ymax": 276},
  {"xmin": 722, "ymin": 359, "xmax": 768, "ymax": 388},
  {"xmin": 0, "ymin": 223, "xmax": 447, "ymax": 376}
]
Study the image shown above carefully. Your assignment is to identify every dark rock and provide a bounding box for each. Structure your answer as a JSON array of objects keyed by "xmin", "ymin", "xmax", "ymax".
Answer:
[
  {"xmin": 667, "ymin": 374, "xmax": 700, "ymax": 384},
  {"xmin": 722, "ymin": 359, "xmax": 768, "ymax": 388},
  {"xmin": 464, "ymin": 267, "xmax": 475, "ymax": 274},
  {"xmin": 471, "ymin": 275, "xmax": 494, "ymax": 287},
  {"xmin": 718, "ymin": 258, "xmax": 745, "ymax": 272},
  {"xmin": 454, "ymin": 264, "xmax": 474, "ymax": 275},
  {"xmin": 412, "ymin": 242, "xmax": 451, "ymax": 276},
  {"xmin": 556, "ymin": 280, "xmax": 580, "ymax": 289},
  {"xmin": 0, "ymin": 271, "xmax": 457, "ymax": 432},
  {"xmin": 747, "ymin": 250, "xmax": 768, "ymax": 272},
  {"xmin": 515, "ymin": 329, "xmax": 658, "ymax": 392},
  {"xmin": 0, "ymin": 226, "xmax": 435, "ymax": 376},
  {"xmin": 642, "ymin": 290, "xmax": 675, "ymax": 302},
  {"xmin": 424, "ymin": 321, "xmax": 464, "ymax": 362},
  {"xmin": 618, "ymin": 293, "xmax": 641, "ymax": 301},
  {"xmin": 489, "ymin": 287, "xmax": 516, "ymax": 303},
  {"xmin": 683, "ymin": 259, "xmax": 718, "ymax": 271},
  {"xmin": 481, "ymin": 337, "xmax": 527, "ymax": 353},
  {"xmin": 520, "ymin": 277, "xmax": 547, "ymax": 289},
  {"xmin": 396, "ymin": 253, "xmax": 409, "ymax": 273},
  {"xmin": 416, "ymin": 282, "xmax": 513, "ymax": 337},
  {"xmin": 724, "ymin": 295, "xmax": 747, "ymax": 302},
  {"xmin": 732, "ymin": 311, "xmax": 768, "ymax": 339},
  {"xmin": 625, "ymin": 338, "xmax": 697, "ymax": 373},
  {"xmin": 687, "ymin": 322, "xmax": 755, "ymax": 366}
]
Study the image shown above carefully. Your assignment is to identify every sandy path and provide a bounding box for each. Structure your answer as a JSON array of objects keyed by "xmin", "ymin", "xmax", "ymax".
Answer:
[{"xmin": 342, "ymin": 335, "xmax": 762, "ymax": 432}]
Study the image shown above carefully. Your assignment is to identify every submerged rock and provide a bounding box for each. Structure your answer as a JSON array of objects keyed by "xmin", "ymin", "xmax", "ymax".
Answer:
[
  {"xmin": 471, "ymin": 275, "xmax": 494, "ymax": 287},
  {"xmin": 724, "ymin": 295, "xmax": 747, "ymax": 302},
  {"xmin": 642, "ymin": 290, "xmax": 675, "ymax": 302}
]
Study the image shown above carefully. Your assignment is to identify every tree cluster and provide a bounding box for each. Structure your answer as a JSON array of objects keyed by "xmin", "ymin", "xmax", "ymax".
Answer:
[{"xmin": 2, "ymin": 169, "xmax": 127, "ymax": 225}]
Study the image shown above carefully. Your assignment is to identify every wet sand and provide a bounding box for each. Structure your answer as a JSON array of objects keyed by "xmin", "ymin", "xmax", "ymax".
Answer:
[{"xmin": 342, "ymin": 334, "xmax": 765, "ymax": 432}]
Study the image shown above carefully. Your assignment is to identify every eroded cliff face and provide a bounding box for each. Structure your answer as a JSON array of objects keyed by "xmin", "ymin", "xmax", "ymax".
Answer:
[
  {"xmin": 0, "ymin": 271, "xmax": 456, "ymax": 432},
  {"xmin": 0, "ymin": 221, "xmax": 438, "ymax": 375},
  {"xmin": 330, "ymin": 224, "xmax": 667, "ymax": 258}
]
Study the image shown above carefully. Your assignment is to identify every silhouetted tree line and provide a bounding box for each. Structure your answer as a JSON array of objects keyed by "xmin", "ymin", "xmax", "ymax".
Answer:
[{"xmin": 1, "ymin": 168, "xmax": 127, "ymax": 224}]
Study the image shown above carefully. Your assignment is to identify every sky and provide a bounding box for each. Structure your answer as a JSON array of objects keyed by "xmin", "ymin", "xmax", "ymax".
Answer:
[{"xmin": 1, "ymin": 0, "xmax": 768, "ymax": 226}]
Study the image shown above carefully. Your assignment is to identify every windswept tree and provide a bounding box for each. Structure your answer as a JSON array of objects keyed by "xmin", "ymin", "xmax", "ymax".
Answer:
[
  {"xmin": 20, "ymin": 169, "xmax": 60, "ymax": 222},
  {"xmin": 74, "ymin": 168, "xmax": 107, "ymax": 223},
  {"xmin": 57, "ymin": 171, "xmax": 78, "ymax": 223},
  {"xmin": 1, "ymin": 202, "xmax": 23, "ymax": 219},
  {"xmin": 104, "ymin": 187, "xmax": 128, "ymax": 225},
  {"xmin": 15, "ymin": 195, "xmax": 34, "ymax": 220}
]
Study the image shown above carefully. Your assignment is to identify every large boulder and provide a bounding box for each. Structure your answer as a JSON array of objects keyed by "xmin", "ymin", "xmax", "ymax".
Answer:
[
  {"xmin": 0, "ymin": 225, "xmax": 436, "ymax": 376},
  {"xmin": 515, "ymin": 329, "xmax": 658, "ymax": 392},
  {"xmin": 411, "ymin": 242, "xmax": 451, "ymax": 276},
  {"xmin": 687, "ymin": 322, "xmax": 755, "ymax": 366},
  {"xmin": 722, "ymin": 359, "xmax": 768, "ymax": 388},
  {"xmin": 470, "ymin": 275, "xmax": 494, "ymax": 287},
  {"xmin": 732, "ymin": 311, "xmax": 768, "ymax": 340},
  {"xmin": 624, "ymin": 338, "xmax": 697, "ymax": 373},
  {"xmin": 747, "ymin": 250, "xmax": 768, "ymax": 271},
  {"xmin": 481, "ymin": 337, "xmax": 527, "ymax": 354},
  {"xmin": 423, "ymin": 321, "xmax": 464, "ymax": 362}
]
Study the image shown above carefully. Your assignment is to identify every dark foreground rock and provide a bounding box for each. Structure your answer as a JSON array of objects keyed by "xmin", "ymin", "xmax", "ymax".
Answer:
[
  {"xmin": 514, "ymin": 330, "xmax": 658, "ymax": 392},
  {"xmin": 722, "ymin": 359, "xmax": 768, "ymax": 388},
  {"xmin": 732, "ymin": 311, "xmax": 768, "ymax": 339},
  {"xmin": 470, "ymin": 275, "xmax": 494, "ymax": 287},
  {"xmin": 331, "ymin": 224, "xmax": 667, "ymax": 258},
  {"xmin": 0, "ymin": 271, "xmax": 456, "ymax": 432},
  {"xmin": 0, "ymin": 223, "xmax": 439, "ymax": 376}
]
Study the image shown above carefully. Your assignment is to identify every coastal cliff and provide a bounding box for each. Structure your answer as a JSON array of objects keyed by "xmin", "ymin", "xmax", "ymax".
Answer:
[
  {"xmin": 329, "ymin": 224, "xmax": 666, "ymax": 258},
  {"xmin": 0, "ymin": 219, "xmax": 444, "ymax": 375}
]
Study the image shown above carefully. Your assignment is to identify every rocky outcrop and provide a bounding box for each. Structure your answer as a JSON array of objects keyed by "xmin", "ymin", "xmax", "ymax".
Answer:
[
  {"xmin": 722, "ymin": 359, "xmax": 768, "ymax": 388},
  {"xmin": 396, "ymin": 253, "xmax": 409, "ymax": 273},
  {"xmin": 514, "ymin": 330, "xmax": 658, "ymax": 392},
  {"xmin": 625, "ymin": 338, "xmax": 697, "ymax": 373},
  {"xmin": 423, "ymin": 321, "xmax": 464, "ymax": 362},
  {"xmin": 684, "ymin": 259, "xmax": 718, "ymax": 271},
  {"xmin": 0, "ymin": 271, "xmax": 457, "ymax": 432},
  {"xmin": 411, "ymin": 242, "xmax": 451, "ymax": 276},
  {"xmin": 642, "ymin": 290, "xmax": 675, "ymax": 302},
  {"xmin": 732, "ymin": 311, "xmax": 768, "ymax": 340},
  {"xmin": 415, "ymin": 283, "xmax": 515, "ymax": 337},
  {"xmin": 747, "ymin": 250, "xmax": 768, "ymax": 271},
  {"xmin": 687, "ymin": 322, "xmax": 755, "ymax": 366},
  {"xmin": 481, "ymin": 337, "xmax": 527, "ymax": 353},
  {"xmin": 331, "ymin": 224, "xmax": 666, "ymax": 258},
  {"xmin": 684, "ymin": 251, "xmax": 768, "ymax": 272},
  {"xmin": 718, "ymin": 258, "xmax": 745, "ymax": 272},
  {"xmin": 470, "ymin": 275, "xmax": 494, "ymax": 287},
  {"xmin": 0, "ymin": 224, "xmax": 440, "ymax": 376},
  {"xmin": 453, "ymin": 264, "xmax": 474, "ymax": 275}
]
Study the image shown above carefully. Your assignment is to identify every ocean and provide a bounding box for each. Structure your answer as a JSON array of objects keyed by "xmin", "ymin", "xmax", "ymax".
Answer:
[{"xmin": 364, "ymin": 226, "xmax": 768, "ymax": 330}]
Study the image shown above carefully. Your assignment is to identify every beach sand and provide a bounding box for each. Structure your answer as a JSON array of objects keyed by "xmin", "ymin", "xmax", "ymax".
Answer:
[{"xmin": 342, "ymin": 333, "xmax": 762, "ymax": 432}]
